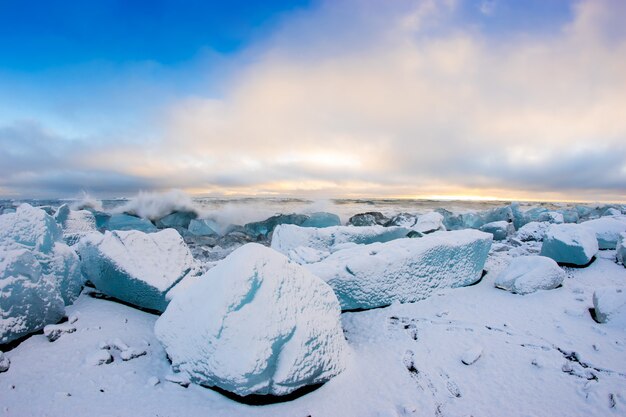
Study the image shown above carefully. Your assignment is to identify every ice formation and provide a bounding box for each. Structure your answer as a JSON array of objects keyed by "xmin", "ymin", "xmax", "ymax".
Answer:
[
  {"xmin": 155, "ymin": 211, "xmax": 197, "ymax": 231},
  {"xmin": 494, "ymin": 256, "xmax": 565, "ymax": 295},
  {"xmin": 155, "ymin": 243, "xmax": 347, "ymax": 396},
  {"xmin": 617, "ymin": 232, "xmax": 626, "ymax": 265},
  {"xmin": 0, "ymin": 249, "xmax": 65, "ymax": 344},
  {"xmin": 78, "ymin": 229, "xmax": 198, "ymax": 312},
  {"xmin": 540, "ymin": 224, "xmax": 598, "ymax": 266},
  {"xmin": 593, "ymin": 287, "xmax": 626, "ymax": 326},
  {"xmin": 479, "ymin": 221, "xmax": 514, "ymax": 241},
  {"xmin": 244, "ymin": 214, "xmax": 309, "ymax": 238},
  {"xmin": 581, "ymin": 217, "xmax": 626, "ymax": 250},
  {"xmin": 54, "ymin": 204, "xmax": 98, "ymax": 246},
  {"xmin": 301, "ymin": 212, "xmax": 341, "ymax": 228},
  {"xmin": 307, "ymin": 230, "xmax": 492, "ymax": 310},
  {"xmin": 104, "ymin": 214, "xmax": 158, "ymax": 233},
  {"xmin": 516, "ymin": 221, "xmax": 551, "ymax": 242},
  {"xmin": 188, "ymin": 219, "xmax": 219, "ymax": 236},
  {"xmin": 413, "ymin": 212, "xmax": 446, "ymax": 234},
  {"xmin": 348, "ymin": 212, "xmax": 388, "ymax": 226},
  {"xmin": 271, "ymin": 224, "xmax": 411, "ymax": 264}
]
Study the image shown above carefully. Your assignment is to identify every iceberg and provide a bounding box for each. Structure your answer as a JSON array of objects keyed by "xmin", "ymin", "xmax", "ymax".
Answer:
[
  {"xmin": 244, "ymin": 214, "xmax": 309, "ymax": 238},
  {"xmin": 78, "ymin": 229, "xmax": 198, "ymax": 312},
  {"xmin": 188, "ymin": 218, "xmax": 219, "ymax": 236},
  {"xmin": 54, "ymin": 204, "xmax": 97, "ymax": 246},
  {"xmin": 0, "ymin": 249, "xmax": 65, "ymax": 344},
  {"xmin": 581, "ymin": 217, "xmax": 626, "ymax": 250},
  {"xmin": 271, "ymin": 224, "xmax": 411, "ymax": 263},
  {"xmin": 593, "ymin": 287, "xmax": 626, "ymax": 326},
  {"xmin": 479, "ymin": 221, "xmax": 514, "ymax": 241},
  {"xmin": 155, "ymin": 211, "xmax": 197, "ymax": 231},
  {"xmin": 540, "ymin": 224, "xmax": 598, "ymax": 266},
  {"xmin": 154, "ymin": 243, "xmax": 347, "ymax": 396},
  {"xmin": 306, "ymin": 230, "xmax": 492, "ymax": 310},
  {"xmin": 103, "ymin": 214, "xmax": 157, "ymax": 233},
  {"xmin": 348, "ymin": 212, "xmax": 388, "ymax": 226},
  {"xmin": 494, "ymin": 256, "xmax": 565, "ymax": 295},
  {"xmin": 301, "ymin": 212, "xmax": 341, "ymax": 228}
]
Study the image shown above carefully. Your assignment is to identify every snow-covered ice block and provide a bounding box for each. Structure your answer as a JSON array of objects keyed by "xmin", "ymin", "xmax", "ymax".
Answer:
[
  {"xmin": 45, "ymin": 243, "xmax": 84, "ymax": 305},
  {"xmin": 593, "ymin": 287, "xmax": 626, "ymax": 326},
  {"xmin": 602, "ymin": 208, "xmax": 622, "ymax": 217},
  {"xmin": 0, "ymin": 350, "xmax": 9, "ymax": 372},
  {"xmin": 348, "ymin": 212, "xmax": 388, "ymax": 226},
  {"xmin": 385, "ymin": 213, "xmax": 417, "ymax": 228},
  {"xmin": 53, "ymin": 204, "xmax": 97, "ymax": 246},
  {"xmin": 540, "ymin": 224, "xmax": 599, "ymax": 266},
  {"xmin": 0, "ymin": 249, "xmax": 65, "ymax": 344},
  {"xmin": 536, "ymin": 211, "xmax": 564, "ymax": 224},
  {"xmin": 86, "ymin": 349, "xmax": 113, "ymax": 366},
  {"xmin": 271, "ymin": 224, "xmax": 411, "ymax": 263},
  {"xmin": 581, "ymin": 218, "xmax": 626, "ymax": 250},
  {"xmin": 617, "ymin": 232, "xmax": 626, "ymax": 265},
  {"xmin": 104, "ymin": 214, "xmax": 157, "ymax": 233},
  {"xmin": 494, "ymin": 256, "xmax": 565, "ymax": 295},
  {"xmin": 0, "ymin": 204, "xmax": 61, "ymax": 253},
  {"xmin": 413, "ymin": 212, "xmax": 446, "ymax": 234},
  {"xmin": 301, "ymin": 212, "xmax": 341, "ymax": 228},
  {"xmin": 479, "ymin": 221, "xmax": 514, "ymax": 241},
  {"xmin": 307, "ymin": 230, "xmax": 492, "ymax": 310},
  {"xmin": 155, "ymin": 243, "xmax": 347, "ymax": 397},
  {"xmin": 516, "ymin": 221, "xmax": 550, "ymax": 242},
  {"xmin": 188, "ymin": 219, "xmax": 219, "ymax": 236},
  {"xmin": 78, "ymin": 229, "xmax": 198, "ymax": 312}
]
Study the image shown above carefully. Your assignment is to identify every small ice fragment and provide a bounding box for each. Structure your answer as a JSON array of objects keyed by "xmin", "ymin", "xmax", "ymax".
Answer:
[
  {"xmin": 165, "ymin": 373, "xmax": 190, "ymax": 388},
  {"xmin": 43, "ymin": 323, "xmax": 76, "ymax": 342},
  {"xmin": 87, "ymin": 349, "xmax": 113, "ymax": 366},
  {"xmin": 0, "ymin": 351, "xmax": 10, "ymax": 372},
  {"xmin": 120, "ymin": 348, "xmax": 147, "ymax": 361}
]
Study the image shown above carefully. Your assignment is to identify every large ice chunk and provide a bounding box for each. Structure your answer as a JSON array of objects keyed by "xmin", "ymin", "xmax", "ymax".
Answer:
[
  {"xmin": 46, "ymin": 243, "xmax": 84, "ymax": 305},
  {"xmin": 494, "ymin": 256, "xmax": 565, "ymax": 295},
  {"xmin": 103, "ymin": 214, "xmax": 157, "ymax": 233},
  {"xmin": 54, "ymin": 204, "xmax": 97, "ymax": 246},
  {"xmin": 581, "ymin": 218, "xmax": 626, "ymax": 250},
  {"xmin": 0, "ymin": 204, "xmax": 61, "ymax": 253},
  {"xmin": 413, "ymin": 212, "xmax": 446, "ymax": 234},
  {"xmin": 480, "ymin": 221, "xmax": 514, "ymax": 241},
  {"xmin": 155, "ymin": 211, "xmax": 197, "ymax": 231},
  {"xmin": 348, "ymin": 212, "xmax": 388, "ymax": 226},
  {"xmin": 0, "ymin": 249, "xmax": 65, "ymax": 344},
  {"xmin": 516, "ymin": 221, "xmax": 551, "ymax": 242},
  {"xmin": 188, "ymin": 218, "xmax": 219, "ymax": 236},
  {"xmin": 540, "ymin": 224, "xmax": 598, "ymax": 266},
  {"xmin": 78, "ymin": 229, "xmax": 198, "ymax": 312},
  {"xmin": 306, "ymin": 230, "xmax": 492, "ymax": 310},
  {"xmin": 154, "ymin": 243, "xmax": 347, "ymax": 397},
  {"xmin": 593, "ymin": 287, "xmax": 626, "ymax": 327},
  {"xmin": 271, "ymin": 224, "xmax": 411, "ymax": 264},
  {"xmin": 244, "ymin": 214, "xmax": 308, "ymax": 238},
  {"xmin": 301, "ymin": 212, "xmax": 341, "ymax": 228}
]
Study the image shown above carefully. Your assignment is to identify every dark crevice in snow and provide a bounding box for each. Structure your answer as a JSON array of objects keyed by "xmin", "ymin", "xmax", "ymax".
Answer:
[
  {"xmin": 589, "ymin": 308, "xmax": 601, "ymax": 324},
  {"xmin": 466, "ymin": 269, "xmax": 488, "ymax": 287},
  {"xmin": 342, "ymin": 303, "xmax": 391, "ymax": 313},
  {"xmin": 556, "ymin": 347, "xmax": 626, "ymax": 379},
  {"xmin": 558, "ymin": 256, "xmax": 596, "ymax": 268},
  {"xmin": 0, "ymin": 315, "xmax": 69, "ymax": 352},
  {"xmin": 207, "ymin": 382, "xmax": 325, "ymax": 406},
  {"xmin": 85, "ymin": 290, "xmax": 161, "ymax": 315}
]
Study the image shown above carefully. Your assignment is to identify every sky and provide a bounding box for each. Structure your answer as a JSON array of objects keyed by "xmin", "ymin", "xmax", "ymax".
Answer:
[{"xmin": 0, "ymin": 0, "xmax": 625, "ymax": 202}]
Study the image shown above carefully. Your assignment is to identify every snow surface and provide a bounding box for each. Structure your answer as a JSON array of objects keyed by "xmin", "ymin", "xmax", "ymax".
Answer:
[
  {"xmin": 78, "ymin": 229, "xmax": 198, "ymax": 312},
  {"xmin": 541, "ymin": 224, "xmax": 599, "ymax": 266},
  {"xmin": 593, "ymin": 287, "xmax": 626, "ymax": 327},
  {"xmin": 307, "ymin": 230, "xmax": 492, "ymax": 310},
  {"xmin": 582, "ymin": 217, "xmax": 626, "ymax": 250},
  {"xmin": 154, "ymin": 243, "xmax": 347, "ymax": 396},
  {"xmin": 495, "ymin": 255, "xmax": 565, "ymax": 295},
  {"xmin": 271, "ymin": 224, "xmax": 410, "ymax": 263},
  {"xmin": 516, "ymin": 221, "xmax": 551, "ymax": 242}
]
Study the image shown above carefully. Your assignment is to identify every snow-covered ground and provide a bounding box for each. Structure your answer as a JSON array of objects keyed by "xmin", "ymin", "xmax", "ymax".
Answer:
[{"xmin": 2, "ymin": 248, "xmax": 624, "ymax": 417}]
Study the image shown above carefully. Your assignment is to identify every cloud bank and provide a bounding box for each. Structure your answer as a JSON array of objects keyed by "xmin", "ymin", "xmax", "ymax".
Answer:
[{"xmin": 1, "ymin": 0, "xmax": 625, "ymax": 201}]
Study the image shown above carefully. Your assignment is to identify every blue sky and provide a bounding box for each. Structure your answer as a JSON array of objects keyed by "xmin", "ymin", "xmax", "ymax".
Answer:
[{"xmin": 0, "ymin": 0, "xmax": 624, "ymax": 201}]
